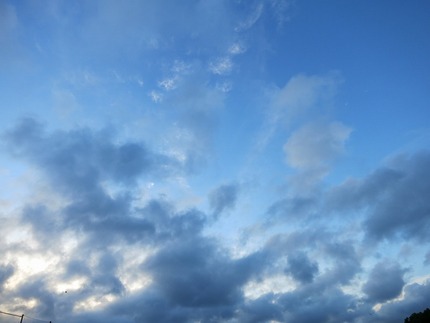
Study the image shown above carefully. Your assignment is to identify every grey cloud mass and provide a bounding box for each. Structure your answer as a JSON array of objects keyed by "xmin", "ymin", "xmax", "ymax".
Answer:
[
  {"xmin": 1, "ymin": 118, "xmax": 430, "ymax": 323},
  {"xmin": 326, "ymin": 151, "xmax": 430, "ymax": 242},
  {"xmin": 285, "ymin": 251, "xmax": 319, "ymax": 284},
  {"xmin": 1, "ymin": 1, "xmax": 430, "ymax": 322},
  {"xmin": 363, "ymin": 262, "xmax": 406, "ymax": 304}
]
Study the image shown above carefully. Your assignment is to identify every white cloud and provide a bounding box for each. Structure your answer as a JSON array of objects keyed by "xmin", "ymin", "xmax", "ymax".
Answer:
[
  {"xmin": 158, "ymin": 77, "xmax": 178, "ymax": 91},
  {"xmin": 209, "ymin": 57, "xmax": 233, "ymax": 75},
  {"xmin": 256, "ymin": 72, "xmax": 342, "ymax": 150},
  {"xmin": 284, "ymin": 121, "xmax": 352, "ymax": 170},
  {"xmin": 229, "ymin": 43, "xmax": 246, "ymax": 55},
  {"xmin": 272, "ymin": 73, "xmax": 341, "ymax": 124}
]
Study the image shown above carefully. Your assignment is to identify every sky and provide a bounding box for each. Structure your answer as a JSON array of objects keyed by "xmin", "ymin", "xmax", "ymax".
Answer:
[{"xmin": 0, "ymin": 1, "xmax": 430, "ymax": 322}]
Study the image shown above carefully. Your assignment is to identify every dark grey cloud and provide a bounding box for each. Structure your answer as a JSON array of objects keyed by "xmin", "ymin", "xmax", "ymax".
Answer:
[
  {"xmin": 363, "ymin": 261, "xmax": 406, "ymax": 304},
  {"xmin": 67, "ymin": 278, "xmax": 430, "ymax": 323},
  {"xmin": 326, "ymin": 151, "xmax": 430, "ymax": 242},
  {"xmin": 65, "ymin": 237, "xmax": 271, "ymax": 323},
  {"xmin": 0, "ymin": 264, "xmax": 14, "ymax": 291},
  {"xmin": 2, "ymin": 118, "xmax": 430, "ymax": 323},
  {"xmin": 265, "ymin": 229, "xmax": 361, "ymax": 288},
  {"xmin": 3, "ymin": 119, "xmax": 201, "ymax": 246},
  {"xmin": 15, "ymin": 277, "xmax": 55, "ymax": 319},
  {"xmin": 136, "ymin": 199, "xmax": 206, "ymax": 243},
  {"xmin": 321, "ymin": 240, "xmax": 362, "ymax": 286},
  {"xmin": 278, "ymin": 286, "xmax": 363, "ymax": 323},
  {"xmin": 285, "ymin": 251, "xmax": 319, "ymax": 284},
  {"xmin": 239, "ymin": 281, "xmax": 370, "ymax": 323},
  {"xmin": 90, "ymin": 253, "xmax": 125, "ymax": 296},
  {"xmin": 238, "ymin": 293, "xmax": 284, "ymax": 323},
  {"xmin": 143, "ymin": 236, "xmax": 268, "ymax": 309},
  {"xmin": 375, "ymin": 280, "xmax": 430, "ymax": 323},
  {"xmin": 3, "ymin": 118, "xmax": 179, "ymax": 191},
  {"xmin": 364, "ymin": 153, "xmax": 430, "ymax": 241},
  {"xmin": 209, "ymin": 182, "xmax": 239, "ymax": 218},
  {"xmin": 325, "ymin": 167, "xmax": 404, "ymax": 214}
]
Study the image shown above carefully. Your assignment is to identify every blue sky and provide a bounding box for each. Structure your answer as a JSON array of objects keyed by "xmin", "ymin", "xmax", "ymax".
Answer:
[{"xmin": 1, "ymin": 1, "xmax": 430, "ymax": 322}]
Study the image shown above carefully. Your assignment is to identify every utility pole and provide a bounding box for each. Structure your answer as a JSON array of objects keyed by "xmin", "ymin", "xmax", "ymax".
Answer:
[{"xmin": 20, "ymin": 314, "xmax": 24, "ymax": 323}]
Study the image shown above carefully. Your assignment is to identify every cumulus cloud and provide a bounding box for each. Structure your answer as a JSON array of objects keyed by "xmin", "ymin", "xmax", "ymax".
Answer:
[
  {"xmin": 364, "ymin": 152, "xmax": 430, "ymax": 241},
  {"xmin": 144, "ymin": 237, "xmax": 265, "ymax": 309},
  {"xmin": 3, "ymin": 1, "xmax": 429, "ymax": 322},
  {"xmin": 285, "ymin": 251, "xmax": 319, "ymax": 284},
  {"xmin": 325, "ymin": 151, "xmax": 430, "ymax": 241},
  {"xmin": 1, "ymin": 124, "xmax": 428, "ymax": 322},
  {"xmin": 375, "ymin": 280, "xmax": 430, "ymax": 322},
  {"xmin": 363, "ymin": 261, "xmax": 406, "ymax": 304},
  {"xmin": 4, "ymin": 118, "xmax": 179, "ymax": 188},
  {"xmin": 325, "ymin": 167, "xmax": 404, "ymax": 215},
  {"xmin": 0, "ymin": 119, "xmax": 270, "ymax": 322},
  {"xmin": 2, "ymin": 117, "xmax": 418, "ymax": 323}
]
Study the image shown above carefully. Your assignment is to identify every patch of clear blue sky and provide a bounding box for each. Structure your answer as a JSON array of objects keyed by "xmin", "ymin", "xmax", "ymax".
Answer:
[
  {"xmin": 263, "ymin": 0, "xmax": 430, "ymax": 180},
  {"xmin": 2, "ymin": 0, "xmax": 429, "ymax": 211}
]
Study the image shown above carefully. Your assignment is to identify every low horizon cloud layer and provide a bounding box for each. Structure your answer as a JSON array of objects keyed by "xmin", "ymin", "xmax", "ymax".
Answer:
[{"xmin": 1, "ymin": 1, "xmax": 430, "ymax": 322}]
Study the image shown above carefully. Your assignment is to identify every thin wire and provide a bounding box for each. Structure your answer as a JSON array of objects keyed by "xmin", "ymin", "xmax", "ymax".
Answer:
[
  {"xmin": 0, "ymin": 310, "xmax": 51, "ymax": 322},
  {"xmin": 24, "ymin": 315, "xmax": 51, "ymax": 322},
  {"xmin": 0, "ymin": 309, "xmax": 22, "ymax": 318}
]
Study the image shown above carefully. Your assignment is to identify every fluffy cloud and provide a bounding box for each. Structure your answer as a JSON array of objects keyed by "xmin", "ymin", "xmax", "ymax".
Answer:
[
  {"xmin": 0, "ymin": 119, "xmax": 269, "ymax": 322},
  {"xmin": 363, "ymin": 262, "xmax": 406, "ymax": 304},
  {"xmin": 2, "ymin": 1, "xmax": 429, "ymax": 322},
  {"xmin": 375, "ymin": 280, "xmax": 430, "ymax": 322},
  {"xmin": 285, "ymin": 251, "xmax": 319, "ymax": 284},
  {"xmin": 326, "ymin": 151, "xmax": 430, "ymax": 241},
  {"xmin": 1, "ymin": 117, "xmax": 429, "ymax": 323},
  {"xmin": 4, "ymin": 118, "xmax": 179, "ymax": 188}
]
